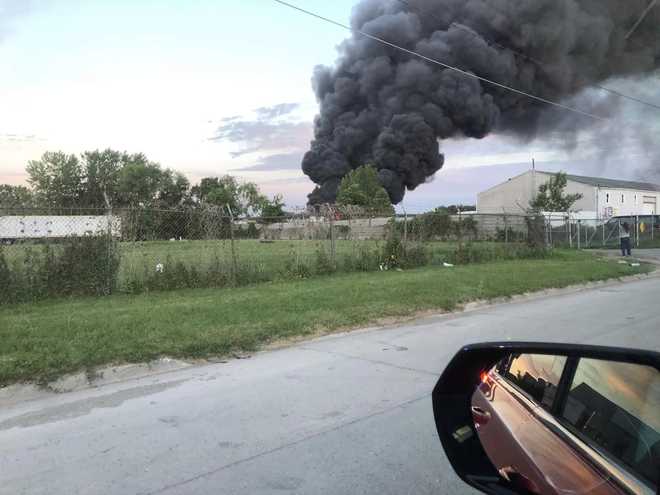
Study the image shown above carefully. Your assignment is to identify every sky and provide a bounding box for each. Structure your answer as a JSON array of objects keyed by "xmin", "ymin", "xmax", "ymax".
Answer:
[{"xmin": 1, "ymin": 0, "xmax": 659, "ymax": 212}]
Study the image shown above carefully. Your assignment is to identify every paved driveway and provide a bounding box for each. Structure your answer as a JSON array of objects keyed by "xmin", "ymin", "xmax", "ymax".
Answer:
[{"xmin": 631, "ymin": 248, "xmax": 660, "ymax": 262}]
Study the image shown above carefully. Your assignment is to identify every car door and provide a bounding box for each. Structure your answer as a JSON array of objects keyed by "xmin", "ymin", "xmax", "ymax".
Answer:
[{"xmin": 472, "ymin": 354, "xmax": 623, "ymax": 495}]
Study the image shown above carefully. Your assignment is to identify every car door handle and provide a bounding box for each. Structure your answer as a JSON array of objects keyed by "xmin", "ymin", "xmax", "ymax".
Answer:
[{"xmin": 471, "ymin": 406, "xmax": 491, "ymax": 424}]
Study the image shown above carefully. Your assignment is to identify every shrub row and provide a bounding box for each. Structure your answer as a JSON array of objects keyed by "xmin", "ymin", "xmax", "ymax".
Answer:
[{"xmin": 0, "ymin": 236, "xmax": 548, "ymax": 305}]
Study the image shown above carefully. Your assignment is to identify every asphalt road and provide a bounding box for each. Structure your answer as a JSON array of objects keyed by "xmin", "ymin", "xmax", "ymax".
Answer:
[{"xmin": 2, "ymin": 276, "xmax": 659, "ymax": 495}]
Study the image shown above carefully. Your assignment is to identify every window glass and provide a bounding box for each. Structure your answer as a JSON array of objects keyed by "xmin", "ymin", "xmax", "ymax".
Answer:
[
  {"xmin": 562, "ymin": 359, "xmax": 660, "ymax": 488},
  {"xmin": 503, "ymin": 354, "xmax": 566, "ymax": 409}
]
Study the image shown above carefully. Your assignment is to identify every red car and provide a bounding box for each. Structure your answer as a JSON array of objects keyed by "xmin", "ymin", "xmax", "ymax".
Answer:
[{"xmin": 433, "ymin": 343, "xmax": 660, "ymax": 495}]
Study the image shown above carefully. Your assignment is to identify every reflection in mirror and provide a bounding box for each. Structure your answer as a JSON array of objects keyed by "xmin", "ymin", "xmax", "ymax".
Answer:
[
  {"xmin": 562, "ymin": 359, "xmax": 660, "ymax": 489},
  {"xmin": 472, "ymin": 354, "xmax": 659, "ymax": 495}
]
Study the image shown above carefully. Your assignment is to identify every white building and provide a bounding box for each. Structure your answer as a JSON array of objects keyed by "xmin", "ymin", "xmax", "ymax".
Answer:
[{"xmin": 477, "ymin": 170, "xmax": 660, "ymax": 219}]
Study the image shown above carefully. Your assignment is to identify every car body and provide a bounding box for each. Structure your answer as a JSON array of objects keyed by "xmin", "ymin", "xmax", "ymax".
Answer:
[
  {"xmin": 472, "ymin": 354, "xmax": 658, "ymax": 494},
  {"xmin": 432, "ymin": 343, "xmax": 660, "ymax": 495}
]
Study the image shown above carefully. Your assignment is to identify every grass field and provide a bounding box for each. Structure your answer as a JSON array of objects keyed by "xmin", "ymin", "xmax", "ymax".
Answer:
[
  {"xmin": 2, "ymin": 239, "xmax": 483, "ymax": 288},
  {"xmin": 0, "ymin": 250, "xmax": 651, "ymax": 386}
]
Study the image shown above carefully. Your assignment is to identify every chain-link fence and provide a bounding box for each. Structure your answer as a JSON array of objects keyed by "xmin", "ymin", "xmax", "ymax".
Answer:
[{"xmin": 1, "ymin": 207, "xmax": 652, "ymax": 304}]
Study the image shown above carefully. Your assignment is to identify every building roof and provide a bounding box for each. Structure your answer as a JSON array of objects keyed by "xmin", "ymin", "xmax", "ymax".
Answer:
[{"xmin": 539, "ymin": 171, "xmax": 660, "ymax": 192}]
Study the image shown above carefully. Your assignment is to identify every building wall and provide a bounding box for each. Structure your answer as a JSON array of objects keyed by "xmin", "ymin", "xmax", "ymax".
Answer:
[
  {"xmin": 477, "ymin": 171, "xmax": 596, "ymax": 215},
  {"xmin": 597, "ymin": 188, "xmax": 659, "ymax": 218},
  {"xmin": 477, "ymin": 171, "xmax": 536, "ymax": 214}
]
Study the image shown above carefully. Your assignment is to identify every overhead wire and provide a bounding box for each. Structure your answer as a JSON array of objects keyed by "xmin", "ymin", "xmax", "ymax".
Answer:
[
  {"xmin": 395, "ymin": 0, "xmax": 660, "ymax": 112},
  {"xmin": 272, "ymin": 0, "xmax": 608, "ymax": 122}
]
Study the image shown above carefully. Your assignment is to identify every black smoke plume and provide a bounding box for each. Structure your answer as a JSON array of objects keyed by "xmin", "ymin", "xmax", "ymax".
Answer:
[{"xmin": 302, "ymin": 0, "xmax": 660, "ymax": 204}]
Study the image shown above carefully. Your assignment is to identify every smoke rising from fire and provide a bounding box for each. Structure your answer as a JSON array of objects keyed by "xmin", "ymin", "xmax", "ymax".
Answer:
[{"xmin": 302, "ymin": 0, "xmax": 660, "ymax": 204}]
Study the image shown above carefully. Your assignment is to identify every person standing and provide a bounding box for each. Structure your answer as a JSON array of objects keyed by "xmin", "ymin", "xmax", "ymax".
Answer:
[{"xmin": 620, "ymin": 221, "xmax": 632, "ymax": 257}]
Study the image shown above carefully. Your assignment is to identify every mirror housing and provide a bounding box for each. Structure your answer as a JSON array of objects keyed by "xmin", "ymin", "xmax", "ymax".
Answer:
[{"xmin": 432, "ymin": 342, "xmax": 660, "ymax": 495}]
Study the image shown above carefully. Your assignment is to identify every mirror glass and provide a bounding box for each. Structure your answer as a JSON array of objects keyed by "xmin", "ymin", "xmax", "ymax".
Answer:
[{"xmin": 472, "ymin": 354, "xmax": 660, "ymax": 495}]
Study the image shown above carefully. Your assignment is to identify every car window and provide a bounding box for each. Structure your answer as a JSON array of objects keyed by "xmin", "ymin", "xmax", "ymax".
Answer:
[
  {"xmin": 561, "ymin": 359, "xmax": 660, "ymax": 489},
  {"xmin": 502, "ymin": 354, "xmax": 567, "ymax": 409}
]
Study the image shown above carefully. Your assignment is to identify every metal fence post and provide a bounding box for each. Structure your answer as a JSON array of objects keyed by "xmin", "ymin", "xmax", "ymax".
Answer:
[
  {"xmin": 226, "ymin": 206, "xmax": 238, "ymax": 283},
  {"xmin": 504, "ymin": 215, "xmax": 508, "ymax": 244},
  {"xmin": 330, "ymin": 213, "xmax": 336, "ymax": 266},
  {"xmin": 106, "ymin": 205, "xmax": 113, "ymax": 295},
  {"xmin": 577, "ymin": 220, "xmax": 581, "ymax": 250},
  {"xmin": 457, "ymin": 209, "xmax": 463, "ymax": 249},
  {"xmin": 403, "ymin": 209, "xmax": 408, "ymax": 250},
  {"xmin": 636, "ymin": 215, "xmax": 640, "ymax": 247}
]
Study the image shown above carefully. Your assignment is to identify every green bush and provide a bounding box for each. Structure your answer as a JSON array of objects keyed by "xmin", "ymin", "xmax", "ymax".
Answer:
[
  {"xmin": 381, "ymin": 233, "xmax": 428, "ymax": 269},
  {"xmin": 401, "ymin": 243, "xmax": 429, "ymax": 268},
  {"xmin": 0, "ymin": 236, "xmax": 121, "ymax": 304},
  {"xmin": 283, "ymin": 248, "xmax": 312, "ymax": 279},
  {"xmin": 0, "ymin": 248, "xmax": 12, "ymax": 305},
  {"xmin": 392, "ymin": 211, "xmax": 478, "ymax": 241},
  {"xmin": 314, "ymin": 245, "xmax": 336, "ymax": 275},
  {"xmin": 342, "ymin": 245, "xmax": 380, "ymax": 272},
  {"xmin": 450, "ymin": 243, "xmax": 548, "ymax": 265}
]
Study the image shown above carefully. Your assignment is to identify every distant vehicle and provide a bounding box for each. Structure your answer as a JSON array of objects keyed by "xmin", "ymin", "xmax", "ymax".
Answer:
[
  {"xmin": 433, "ymin": 342, "xmax": 659, "ymax": 495},
  {"xmin": 0, "ymin": 215, "xmax": 121, "ymax": 244}
]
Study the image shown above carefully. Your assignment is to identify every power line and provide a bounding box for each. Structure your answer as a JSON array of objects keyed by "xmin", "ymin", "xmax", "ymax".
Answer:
[
  {"xmin": 395, "ymin": 0, "xmax": 660, "ymax": 112},
  {"xmin": 625, "ymin": 0, "xmax": 658, "ymax": 39},
  {"xmin": 272, "ymin": 0, "xmax": 608, "ymax": 122}
]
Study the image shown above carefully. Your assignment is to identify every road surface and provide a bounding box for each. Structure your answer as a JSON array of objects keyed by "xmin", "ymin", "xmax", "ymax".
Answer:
[{"xmin": 2, "ymin": 276, "xmax": 659, "ymax": 495}]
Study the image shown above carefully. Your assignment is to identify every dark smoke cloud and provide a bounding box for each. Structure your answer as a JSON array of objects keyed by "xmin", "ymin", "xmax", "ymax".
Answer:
[{"xmin": 303, "ymin": 0, "xmax": 660, "ymax": 204}]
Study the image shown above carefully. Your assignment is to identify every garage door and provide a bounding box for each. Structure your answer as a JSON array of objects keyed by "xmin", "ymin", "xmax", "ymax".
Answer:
[{"xmin": 643, "ymin": 196, "xmax": 657, "ymax": 215}]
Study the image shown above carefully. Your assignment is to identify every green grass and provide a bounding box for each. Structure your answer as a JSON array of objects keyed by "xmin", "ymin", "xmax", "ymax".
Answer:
[
  {"xmin": 0, "ymin": 250, "xmax": 650, "ymax": 386},
  {"xmin": 2, "ymin": 239, "xmax": 488, "ymax": 290}
]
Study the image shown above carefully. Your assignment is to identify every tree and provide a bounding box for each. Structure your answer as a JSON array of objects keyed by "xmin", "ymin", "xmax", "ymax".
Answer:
[
  {"xmin": 81, "ymin": 149, "xmax": 124, "ymax": 208},
  {"xmin": 260, "ymin": 194, "xmax": 285, "ymax": 222},
  {"xmin": 0, "ymin": 185, "xmax": 34, "ymax": 208},
  {"xmin": 336, "ymin": 165, "xmax": 394, "ymax": 215},
  {"xmin": 116, "ymin": 154, "xmax": 165, "ymax": 207},
  {"xmin": 26, "ymin": 151, "xmax": 83, "ymax": 207},
  {"xmin": 157, "ymin": 170, "xmax": 190, "ymax": 208},
  {"xmin": 530, "ymin": 172, "xmax": 583, "ymax": 212},
  {"xmin": 191, "ymin": 175, "xmax": 267, "ymax": 216}
]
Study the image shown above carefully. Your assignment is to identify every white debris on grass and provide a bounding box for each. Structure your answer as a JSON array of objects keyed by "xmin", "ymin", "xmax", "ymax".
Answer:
[
  {"xmin": 443, "ymin": 262, "xmax": 454, "ymax": 268},
  {"xmin": 156, "ymin": 263, "xmax": 164, "ymax": 273}
]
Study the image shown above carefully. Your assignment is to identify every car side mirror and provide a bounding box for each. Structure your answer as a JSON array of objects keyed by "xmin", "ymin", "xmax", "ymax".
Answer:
[{"xmin": 432, "ymin": 343, "xmax": 660, "ymax": 495}]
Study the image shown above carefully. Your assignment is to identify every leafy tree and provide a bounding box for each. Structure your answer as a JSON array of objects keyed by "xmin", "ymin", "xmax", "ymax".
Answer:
[
  {"xmin": 26, "ymin": 151, "xmax": 83, "ymax": 207},
  {"xmin": 191, "ymin": 175, "xmax": 267, "ymax": 216},
  {"xmin": 0, "ymin": 185, "xmax": 34, "ymax": 208},
  {"xmin": 336, "ymin": 165, "xmax": 394, "ymax": 215},
  {"xmin": 157, "ymin": 170, "xmax": 190, "ymax": 208},
  {"xmin": 530, "ymin": 172, "xmax": 583, "ymax": 212},
  {"xmin": 116, "ymin": 154, "xmax": 164, "ymax": 207},
  {"xmin": 81, "ymin": 149, "xmax": 124, "ymax": 208},
  {"xmin": 260, "ymin": 194, "xmax": 285, "ymax": 222}
]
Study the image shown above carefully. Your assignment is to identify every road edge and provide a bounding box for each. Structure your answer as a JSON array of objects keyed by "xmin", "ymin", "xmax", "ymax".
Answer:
[{"xmin": 2, "ymin": 266, "xmax": 657, "ymax": 407}]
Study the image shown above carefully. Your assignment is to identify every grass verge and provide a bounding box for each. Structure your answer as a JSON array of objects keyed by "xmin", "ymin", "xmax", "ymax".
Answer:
[{"xmin": 0, "ymin": 251, "xmax": 652, "ymax": 386}]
